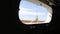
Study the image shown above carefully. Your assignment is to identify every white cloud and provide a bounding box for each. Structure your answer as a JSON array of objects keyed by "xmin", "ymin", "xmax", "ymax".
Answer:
[
  {"xmin": 19, "ymin": 7, "xmax": 36, "ymax": 10},
  {"xmin": 20, "ymin": 8, "xmax": 33, "ymax": 10},
  {"xmin": 19, "ymin": 10, "xmax": 46, "ymax": 15}
]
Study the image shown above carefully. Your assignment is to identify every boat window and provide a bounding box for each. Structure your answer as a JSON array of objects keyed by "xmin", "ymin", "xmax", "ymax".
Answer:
[{"xmin": 18, "ymin": 0, "xmax": 52, "ymax": 25}]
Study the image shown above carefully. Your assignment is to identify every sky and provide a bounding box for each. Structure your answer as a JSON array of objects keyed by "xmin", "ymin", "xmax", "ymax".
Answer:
[{"xmin": 19, "ymin": 0, "xmax": 48, "ymax": 21}]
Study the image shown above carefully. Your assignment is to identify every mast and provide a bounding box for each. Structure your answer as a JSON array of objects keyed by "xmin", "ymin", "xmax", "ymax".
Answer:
[
  {"xmin": 34, "ymin": 8, "xmax": 39, "ymax": 23},
  {"xmin": 35, "ymin": 15, "xmax": 38, "ymax": 23},
  {"xmin": 31, "ymin": 5, "xmax": 39, "ymax": 24}
]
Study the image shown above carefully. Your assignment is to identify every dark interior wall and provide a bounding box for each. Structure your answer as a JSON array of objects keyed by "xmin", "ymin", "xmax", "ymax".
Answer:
[
  {"xmin": 39, "ymin": 0, "xmax": 60, "ymax": 6},
  {"xmin": 47, "ymin": 6, "xmax": 60, "ymax": 33},
  {"xmin": 12, "ymin": 0, "xmax": 60, "ymax": 34}
]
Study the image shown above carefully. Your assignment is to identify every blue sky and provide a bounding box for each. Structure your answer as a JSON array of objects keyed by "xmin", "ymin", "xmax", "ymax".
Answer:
[{"xmin": 19, "ymin": 0, "xmax": 48, "ymax": 20}]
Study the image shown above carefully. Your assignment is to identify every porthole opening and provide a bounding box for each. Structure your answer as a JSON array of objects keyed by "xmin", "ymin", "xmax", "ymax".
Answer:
[{"xmin": 18, "ymin": 0, "xmax": 53, "ymax": 25}]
